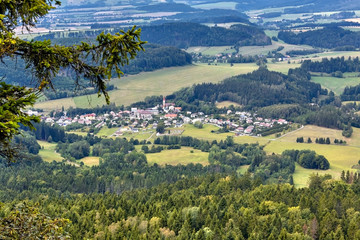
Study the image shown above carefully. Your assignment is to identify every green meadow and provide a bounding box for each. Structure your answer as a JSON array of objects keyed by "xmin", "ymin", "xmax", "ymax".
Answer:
[
  {"xmin": 146, "ymin": 147, "xmax": 209, "ymax": 166},
  {"xmin": 35, "ymin": 63, "xmax": 258, "ymax": 111},
  {"xmin": 311, "ymin": 75, "xmax": 360, "ymax": 95},
  {"xmin": 38, "ymin": 141, "xmax": 63, "ymax": 162}
]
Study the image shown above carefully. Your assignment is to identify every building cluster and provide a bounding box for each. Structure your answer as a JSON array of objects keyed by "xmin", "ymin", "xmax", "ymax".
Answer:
[{"xmin": 32, "ymin": 98, "xmax": 289, "ymax": 137}]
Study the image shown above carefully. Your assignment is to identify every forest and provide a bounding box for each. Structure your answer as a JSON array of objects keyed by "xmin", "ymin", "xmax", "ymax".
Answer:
[
  {"xmin": 2, "ymin": 171, "xmax": 360, "ymax": 239},
  {"xmin": 139, "ymin": 22, "xmax": 271, "ymax": 48},
  {"xmin": 278, "ymin": 27, "xmax": 360, "ymax": 48},
  {"xmin": 300, "ymin": 57, "xmax": 360, "ymax": 73},
  {"xmin": 170, "ymin": 68, "xmax": 322, "ymax": 109}
]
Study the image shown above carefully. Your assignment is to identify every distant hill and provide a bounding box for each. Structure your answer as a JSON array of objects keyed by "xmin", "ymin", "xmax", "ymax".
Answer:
[
  {"xmin": 140, "ymin": 22, "xmax": 271, "ymax": 48},
  {"xmin": 233, "ymin": 0, "xmax": 360, "ymax": 12},
  {"xmin": 278, "ymin": 26, "xmax": 360, "ymax": 49}
]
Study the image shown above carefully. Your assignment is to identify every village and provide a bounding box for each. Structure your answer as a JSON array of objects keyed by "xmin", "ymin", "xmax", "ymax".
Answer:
[{"xmin": 27, "ymin": 97, "xmax": 290, "ymax": 138}]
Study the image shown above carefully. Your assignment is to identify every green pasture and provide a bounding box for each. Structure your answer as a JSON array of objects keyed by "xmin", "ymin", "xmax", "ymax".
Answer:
[
  {"xmin": 146, "ymin": 147, "xmax": 209, "ymax": 166},
  {"xmin": 311, "ymin": 75, "xmax": 360, "ymax": 95},
  {"xmin": 265, "ymin": 125, "xmax": 360, "ymax": 186},
  {"xmin": 38, "ymin": 141, "xmax": 63, "ymax": 162},
  {"xmin": 35, "ymin": 63, "xmax": 258, "ymax": 111},
  {"xmin": 96, "ymin": 127, "xmax": 118, "ymax": 137}
]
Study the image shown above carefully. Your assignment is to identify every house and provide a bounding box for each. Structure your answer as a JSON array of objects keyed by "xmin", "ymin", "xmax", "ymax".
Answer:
[{"xmin": 165, "ymin": 114, "xmax": 177, "ymax": 119}]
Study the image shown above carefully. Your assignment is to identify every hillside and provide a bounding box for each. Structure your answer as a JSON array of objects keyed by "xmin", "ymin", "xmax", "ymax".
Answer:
[
  {"xmin": 0, "ymin": 44, "xmax": 192, "ymax": 100},
  {"xmin": 278, "ymin": 27, "xmax": 360, "ymax": 49},
  {"xmin": 140, "ymin": 22, "xmax": 271, "ymax": 48},
  {"xmin": 171, "ymin": 67, "xmax": 322, "ymax": 109}
]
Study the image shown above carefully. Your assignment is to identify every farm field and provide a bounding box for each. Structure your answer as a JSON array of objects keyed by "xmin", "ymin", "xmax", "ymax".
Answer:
[
  {"xmin": 35, "ymin": 63, "xmax": 258, "ymax": 111},
  {"xmin": 146, "ymin": 147, "xmax": 209, "ymax": 166},
  {"xmin": 311, "ymin": 75, "xmax": 360, "ymax": 95},
  {"xmin": 38, "ymin": 141, "xmax": 63, "ymax": 162}
]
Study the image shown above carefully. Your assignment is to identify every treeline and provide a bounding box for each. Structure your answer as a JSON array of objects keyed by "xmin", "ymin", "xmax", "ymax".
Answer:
[
  {"xmin": 283, "ymin": 149, "xmax": 330, "ymax": 170},
  {"xmin": 120, "ymin": 44, "xmax": 192, "ymax": 75},
  {"xmin": 285, "ymin": 49, "xmax": 321, "ymax": 57},
  {"xmin": 301, "ymin": 57, "xmax": 360, "ymax": 73},
  {"xmin": 171, "ymin": 67, "xmax": 322, "ymax": 109},
  {"xmin": 341, "ymin": 84, "xmax": 360, "ymax": 101},
  {"xmin": 4, "ymin": 174, "xmax": 360, "ymax": 239},
  {"xmin": 139, "ymin": 22, "xmax": 271, "ymax": 48},
  {"xmin": 278, "ymin": 26, "xmax": 360, "ymax": 49}
]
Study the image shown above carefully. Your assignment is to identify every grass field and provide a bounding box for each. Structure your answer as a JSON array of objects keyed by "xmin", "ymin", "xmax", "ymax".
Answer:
[
  {"xmin": 215, "ymin": 101, "xmax": 242, "ymax": 108},
  {"xmin": 264, "ymin": 125, "xmax": 360, "ymax": 186},
  {"xmin": 181, "ymin": 124, "xmax": 269, "ymax": 145},
  {"xmin": 311, "ymin": 75, "xmax": 360, "ymax": 95},
  {"xmin": 38, "ymin": 141, "xmax": 63, "ymax": 162},
  {"xmin": 122, "ymin": 131, "xmax": 154, "ymax": 141},
  {"xmin": 80, "ymin": 156, "xmax": 100, "ymax": 166},
  {"xmin": 96, "ymin": 127, "xmax": 118, "ymax": 137},
  {"xmin": 146, "ymin": 147, "xmax": 209, "ymax": 166},
  {"xmin": 35, "ymin": 63, "xmax": 258, "ymax": 111}
]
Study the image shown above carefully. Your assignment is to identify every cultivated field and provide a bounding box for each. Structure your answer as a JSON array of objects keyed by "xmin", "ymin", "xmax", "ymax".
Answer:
[
  {"xmin": 146, "ymin": 147, "xmax": 209, "ymax": 166},
  {"xmin": 38, "ymin": 141, "xmax": 63, "ymax": 162}
]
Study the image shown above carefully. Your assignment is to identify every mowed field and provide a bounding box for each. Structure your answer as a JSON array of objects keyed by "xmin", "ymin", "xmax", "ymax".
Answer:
[
  {"xmin": 264, "ymin": 125, "xmax": 360, "ymax": 187},
  {"xmin": 35, "ymin": 63, "xmax": 258, "ymax": 111},
  {"xmin": 38, "ymin": 141, "xmax": 63, "ymax": 162},
  {"xmin": 312, "ymin": 75, "xmax": 360, "ymax": 95},
  {"xmin": 146, "ymin": 147, "xmax": 209, "ymax": 166}
]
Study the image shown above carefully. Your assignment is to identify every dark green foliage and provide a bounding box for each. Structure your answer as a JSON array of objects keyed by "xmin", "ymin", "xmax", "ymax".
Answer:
[
  {"xmin": 286, "ymin": 49, "xmax": 322, "ymax": 57},
  {"xmin": 301, "ymin": 57, "xmax": 360, "ymax": 73},
  {"xmin": 57, "ymin": 140, "xmax": 90, "ymax": 160},
  {"xmin": 4, "ymin": 173, "xmax": 360, "ymax": 239},
  {"xmin": 172, "ymin": 68, "xmax": 321, "ymax": 109},
  {"xmin": 283, "ymin": 149, "xmax": 330, "ymax": 170},
  {"xmin": 342, "ymin": 124, "xmax": 353, "ymax": 137},
  {"xmin": 248, "ymin": 152, "xmax": 295, "ymax": 184},
  {"xmin": 279, "ymin": 27, "xmax": 360, "ymax": 49},
  {"xmin": 342, "ymin": 84, "xmax": 360, "ymax": 101},
  {"xmin": 139, "ymin": 22, "xmax": 271, "ymax": 48},
  {"xmin": 296, "ymin": 137, "xmax": 304, "ymax": 143}
]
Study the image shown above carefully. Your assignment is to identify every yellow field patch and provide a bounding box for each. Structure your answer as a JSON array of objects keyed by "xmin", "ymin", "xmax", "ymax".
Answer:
[
  {"xmin": 146, "ymin": 147, "xmax": 209, "ymax": 166},
  {"xmin": 81, "ymin": 156, "xmax": 100, "ymax": 166},
  {"xmin": 215, "ymin": 101, "xmax": 242, "ymax": 108}
]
